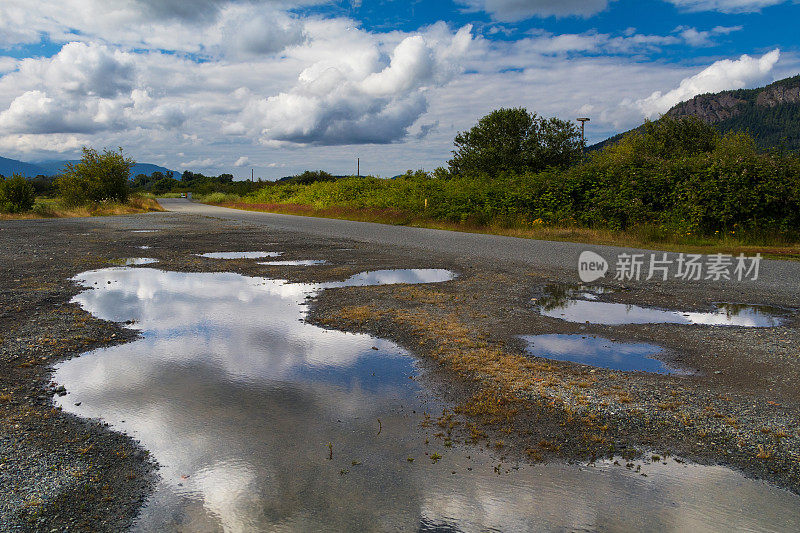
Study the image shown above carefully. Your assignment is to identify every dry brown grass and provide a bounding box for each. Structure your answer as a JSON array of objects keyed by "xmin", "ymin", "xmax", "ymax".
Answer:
[
  {"xmin": 334, "ymin": 301, "xmax": 649, "ymax": 459},
  {"xmin": 328, "ymin": 301, "xmax": 599, "ymax": 440},
  {"xmin": 394, "ymin": 286, "xmax": 449, "ymax": 304},
  {"xmin": 0, "ymin": 212, "xmax": 41, "ymax": 220},
  {"xmin": 0, "ymin": 195, "xmax": 163, "ymax": 220}
]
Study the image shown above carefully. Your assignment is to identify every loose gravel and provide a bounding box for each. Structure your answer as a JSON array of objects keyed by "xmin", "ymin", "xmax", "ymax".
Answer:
[{"xmin": 2, "ymin": 208, "xmax": 800, "ymax": 531}]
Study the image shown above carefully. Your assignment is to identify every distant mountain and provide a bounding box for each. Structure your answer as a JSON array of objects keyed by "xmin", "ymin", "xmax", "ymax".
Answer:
[
  {"xmin": 34, "ymin": 160, "xmax": 178, "ymax": 178},
  {"xmin": 590, "ymin": 74, "xmax": 800, "ymax": 152},
  {"xmin": 0, "ymin": 156, "xmax": 178, "ymax": 178},
  {"xmin": 0, "ymin": 156, "xmax": 46, "ymax": 177},
  {"xmin": 129, "ymin": 163, "xmax": 179, "ymax": 177}
]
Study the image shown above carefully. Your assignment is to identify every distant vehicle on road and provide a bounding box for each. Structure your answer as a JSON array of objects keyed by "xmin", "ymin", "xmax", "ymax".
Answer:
[{"xmin": 180, "ymin": 193, "xmax": 187, "ymax": 198}]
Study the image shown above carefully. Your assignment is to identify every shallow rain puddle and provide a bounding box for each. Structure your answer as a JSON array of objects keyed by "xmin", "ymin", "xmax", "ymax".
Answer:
[
  {"xmin": 124, "ymin": 258, "xmax": 159, "ymax": 266},
  {"xmin": 198, "ymin": 251, "xmax": 281, "ymax": 259},
  {"xmin": 521, "ymin": 334, "xmax": 685, "ymax": 374},
  {"xmin": 259, "ymin": 260, "xmax": 328, "ymax": 266},
  {"xmin": 321, "ymin": 269, "xmax": 455, "ymax": 288},
  {"xmin": 539, "ymin": 295, "xmax": 787, "ymax": 327},
  {"xmin": 54, "ymin": 268, "xmax": 800, "ymax": 532}
]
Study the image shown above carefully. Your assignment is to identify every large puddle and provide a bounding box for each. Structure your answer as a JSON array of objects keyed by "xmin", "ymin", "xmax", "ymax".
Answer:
[
  {"xmin": 54, "ymin": 268, "xmax": 800, "ymax": 531},
  {"xmin": 521, "ymin": 334, "xmax": 685, "ymax": 374}
]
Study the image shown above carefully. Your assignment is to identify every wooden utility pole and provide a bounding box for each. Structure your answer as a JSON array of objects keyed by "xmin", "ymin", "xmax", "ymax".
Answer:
[
  {"xmin": 357, "ymin": 158, "xmax": 360, "ymax": 177},
  {"xmin": 577, "ymin": 117, "xmax": 590, "ymax": 153},
  {"xmin": 251, "ymin": 168, "xmax": 254, "ymax": 182}
]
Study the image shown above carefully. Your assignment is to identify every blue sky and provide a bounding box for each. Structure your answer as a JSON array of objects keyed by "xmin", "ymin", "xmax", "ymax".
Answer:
[{"xmin": 0, "ymin": 0, "xmax": 797, "ymax": 178}]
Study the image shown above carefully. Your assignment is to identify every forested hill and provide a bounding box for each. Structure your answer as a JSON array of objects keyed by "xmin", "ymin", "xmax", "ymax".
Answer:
[
  {"xmin": 591, "ymin": 74, "xmax": 800, "ymax": 151},
  {"xmin": 0, "ymin": 156, "xmax": 178, "ymax": 178}
]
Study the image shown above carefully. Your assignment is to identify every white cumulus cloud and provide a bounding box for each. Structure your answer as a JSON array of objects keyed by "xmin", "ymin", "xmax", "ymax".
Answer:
[
  {"xmin": 0, "ymin": 42, "xmax": 190, "ymax": 135},
  {"xmin": 666, "ymin": 0, "xmax": 789, "ymax": 12},
  {"xmin": 0, "ymin": 57, "xmax": 18, "ymax": 74},
  {"xmin": 457, "ymin": 0, "xmax": 611, "ymax": 21},
  {"xmin": 229, "ymin": 24, "xmax": 474, "ymax": 146},
  {"xmin": 22, "ymin": 41, "xmax": 135, "ymax": 98},
  {"xmin": 0, "ymin": 0, "xmax": 315, "ymax": 56},
  {"xmin": 674, "ymin": 25, "xmax": 742, "ymax": 47},
  {"xmin": 635, "ymin": 49, "xmax": 781, "ymax": 117}
]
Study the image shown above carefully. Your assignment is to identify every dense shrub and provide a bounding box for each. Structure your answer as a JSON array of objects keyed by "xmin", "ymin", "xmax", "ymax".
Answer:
[
  {"xmin": 280, "ymin": 170, "xmax": 337, "ymax": 185},
  {"xmin": 0, "ymin": 175, "xmax": 36, "ymax": 213},
  {"xmin": 56, "ymin": 147, "xmax": 133, "ymax": 206},
  {"xmin": 563, "ymin": 123, "xmax": 800, "ymax": 233},
  {"xmin": 243, "ymin": 117, "xmax": 800, "ymax": 238}
]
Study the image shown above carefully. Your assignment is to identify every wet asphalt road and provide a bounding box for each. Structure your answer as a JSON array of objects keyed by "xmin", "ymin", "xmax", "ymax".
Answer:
[{"xmin": 161, "ymin": 198, "xmax": 800, "ymax": 296}]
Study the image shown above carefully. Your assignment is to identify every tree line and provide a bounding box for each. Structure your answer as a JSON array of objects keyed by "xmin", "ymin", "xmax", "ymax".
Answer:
[{"xmin": 242, "ymin": 109, "xmax": 800, "ymax": 238}]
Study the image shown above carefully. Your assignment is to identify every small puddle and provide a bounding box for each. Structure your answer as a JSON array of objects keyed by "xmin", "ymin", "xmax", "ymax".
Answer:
[
  {"xmin": 138, "ymin": 246, "xmax": 151, "ymax": 250},
  {"xmin": 198, "ymin": 251, "xmax": 281, "ymax": 259},
  {"xmin": 124, "ymin": 258, "xmax": 159, "ymax": 266},
  {"xmin": 259, "ymin": 260, "xmax": 328, "ymax": 266},
  {"xmin": 536, "ymin": 287, "xmax": 788, "ymax": 327},
  {"xmin": 540, "ymin": 300, "xmax": 787, "ymax": 327},
  {"xmin": 321, "ymin": 269, "xmax": 456, "ymax": 288},
  {"xmin": 53, "ymin": 267, "xmax": 800, "ymax": 531},
  {"xmin": 131, "ymin": 230, "xmax": 159, "ymax": 233},
  {"xmin": 522, "ymin": 334, "xmax": 685, "ymax": 374}
]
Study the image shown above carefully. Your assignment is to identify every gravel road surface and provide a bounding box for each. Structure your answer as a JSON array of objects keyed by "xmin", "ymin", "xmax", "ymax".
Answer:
[{"xmin": 2, "ymin": 204, "xmax": 799, "ymax": 531}]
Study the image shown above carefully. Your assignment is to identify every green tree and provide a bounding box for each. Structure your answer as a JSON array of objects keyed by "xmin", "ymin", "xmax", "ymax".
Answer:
[
  {"xmin": 601, "ymin": 116, "xmax": 719, "ymax": 165},
  {"xmin": 447, "ymin": 108, "xmax": 582, "ymax": 177},
  {"xmin": 0, "ymin": 175, "xmax": 36, "ymax": 213},
  {"xmin": 56, "ymin": 147, "xmax": 134, "ymax": 206},
  {"xmin": 287, "ymin": 170, "xmax": 336, "ymax": 185},
  {"xmin": 638, "ymin": 116, "xmax": 719, "ymax": 158},
  {"xmin": 151, "ymin": 176, "xmax": 180, "ymax": 195}
]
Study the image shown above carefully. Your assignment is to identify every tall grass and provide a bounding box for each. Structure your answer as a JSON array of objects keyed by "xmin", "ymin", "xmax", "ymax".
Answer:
[{"xmin": 0, "ymin": 194, "xmax": 164, "ymax": 220}]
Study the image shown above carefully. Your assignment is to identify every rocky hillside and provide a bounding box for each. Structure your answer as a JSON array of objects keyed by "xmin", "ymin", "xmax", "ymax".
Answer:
[
  {"xmin": 592, "ymin": 74, "xmax": 800, "ymax": 151},
  {"xmin": 666, "ymin": 75, "xmax": 800, "ymax": 123}
]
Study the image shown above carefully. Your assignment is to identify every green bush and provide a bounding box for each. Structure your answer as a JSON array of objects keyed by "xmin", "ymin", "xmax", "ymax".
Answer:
[
  {"xmin": 197, "ymin": 192, "xmax": 240, "ymax": 204},
  {"xmin": 0, "ymin": 175, "xmax": 36, "ymax": 213},
  {"xmin": 282, "ymin": 170, "xmax": 337, "ymax": 185},
  {"xmin": 242, "ymin": 117, "xmax": 800, "ymax": 239},
  {"xmin": 56, "ymin": 147, "xmax": 133, "ymax": 206}
]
